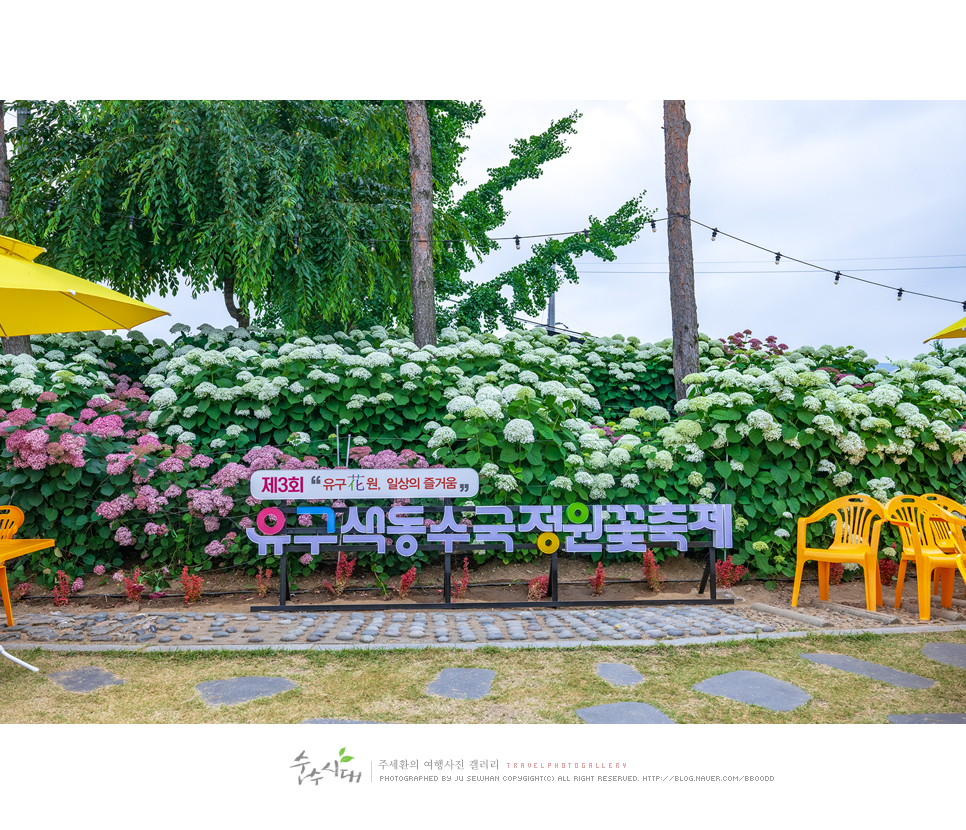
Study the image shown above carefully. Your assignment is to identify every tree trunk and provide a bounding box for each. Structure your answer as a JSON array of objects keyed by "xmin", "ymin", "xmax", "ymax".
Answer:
[
  {"xmin": 664, "ymin": 100, "xmax": 700, "ymax": 402},
  {"xmin": 0, "ymin": 103, "xmax": 33, "ymax": 356},
  {"xmin": 222, "ymin": 273, "xmax": 250, "ymax": 328},
  {"xmin": 404, "ymin": 100, "xmax": 436, "ymax": 347}
]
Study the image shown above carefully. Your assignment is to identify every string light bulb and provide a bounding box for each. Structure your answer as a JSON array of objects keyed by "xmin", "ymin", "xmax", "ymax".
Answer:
[
  {"xmin": 128, "ymin": 215, "xmax": 134, "ymax": 230},
  {"xmin": 582, "ymin": 228, "xmax": 589, "ymax": 242},
  {"xmin": 514, "ymin": 235, "xmax": 520, "ymax": 250},
  {"xmin": 897, "ymin": 288, "xmax": 904, "ymax": 301},
  {"xmin": 294, "ymin": 234, "xmax": 299, "ymax": 253},
  {"xmin": 444, "ymin": 240, "xmax": 452, "ymax": 253},
  {"xmin": 369, "ymin": 239, "xmax": 375, "ymax": 252},
  {"xmin": 711, "ymin": 228, "xmax": 718, "ymax": 241},
  {"xmin": 834, "ymin": 271, "xmax": 841, "ymax": 285},
  {"xmin": 650, "ymin": 221, "xmax": 657, "ymax": 233},
  {"xmin": 774, "ymin": 252, "xmax": 782, "ymax": 265},
  {"xmin": 962, "ymin": 300, "xmax": 965, "ymax": 312}
]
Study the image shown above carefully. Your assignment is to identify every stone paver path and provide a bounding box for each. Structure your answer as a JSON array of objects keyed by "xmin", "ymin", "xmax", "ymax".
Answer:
[
  {"xmin": 800, "ymin": 653, "xmax": 935, "ymax": 689},
  {"xmin": 576, "ymin": 702, "xmax": 676, "ymax": 724},
  {"xmin": 195, "ymin": 676, "xmax": 297, "ymax": 706},
  {"xmin": 0, "ymin": 606, "xmax": 777, "ymax": 648},
  {"xmin": 921, "ymin": 642, "xmax": 966, "ymax": 670},
  {"xmin": 47, "ymin": 666, "xmax": 126, "ymax": 693},
  {"xmin": 426, "ymin": 668, "xmax": 494, "ymax": 699},
  {"xmin": 887, "ymin": 713, "xmax": 966, "ymax": 724},
  {"xmin": 596, "ymin": 663, "xmax": 644, "ymax": 686},
  {"xmin": 693, "ymin": 670, "xmax": 812, "ymax": 711}
]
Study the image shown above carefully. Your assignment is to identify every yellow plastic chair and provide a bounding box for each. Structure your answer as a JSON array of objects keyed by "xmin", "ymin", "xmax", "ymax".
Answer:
[
  {"xmin": 0, "ymin": 505, "xmax": 55, "ymax": 627},
  {"xmin": 885, "ymin": 495, "xmax": 966, "ymax": 620},
  {"xmin": 793, "ymin": 495, "xmax": 886, "ymax": 612},
  {"xmin": 922, "ymin": 493, "xmax": 966, "ymax": 597}
]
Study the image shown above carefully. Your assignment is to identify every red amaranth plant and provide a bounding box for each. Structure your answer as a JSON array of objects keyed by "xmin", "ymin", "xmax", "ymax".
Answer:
[
  {"xmin": 181, "ymin": 566, "xmax": 204, "ymax": 603},
  {"xmin": 527, "ymin": 574, "xmax": 549, "ymax": 601},
  {"xmin": 590, "ymin": 561, "xmax": 605, "ymax": 596},
  {"xmin": 335, "ymin": 552, "xmax": 356, "ymax": 595},
  {"xmin": 255, "ymin": 566, "xmax": 273, "ymax": 598},
  {"xmin": 878, "ymin": 558, "xmax": 899, "ymax": 586},
  {"xmin": 715, "ymin": 555, "xmax": 748, "ymax": 589},
  {"xmin": 123, "ymin": 567, "xmax": 146, "ymax": 602},
  {"xmin": 398, "ymin": 566, "xmax": 417, "ymax": 599},
  {"xmin": 12, "ymin": 582, "xmax": 31, "ymax": 602},
  {"xmin": 642, "ymin": 549, "xmax": 664, "ymax": 592},
  {"xmin": 451, "ymin": 557, "xmax": 469, "ymax": 600},
  {"xmin": 51, "ymin": 570, "xmax": 70, "ymax": 607},
  {"xmin": 828, "ymin": 563, "xmax": 845, "ymax": 586}
]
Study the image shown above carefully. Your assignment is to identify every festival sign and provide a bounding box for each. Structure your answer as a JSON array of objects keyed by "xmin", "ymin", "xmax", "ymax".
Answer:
[{"xmin": 250, "ymin": 468, "xmax": 479, "ymax": 500}]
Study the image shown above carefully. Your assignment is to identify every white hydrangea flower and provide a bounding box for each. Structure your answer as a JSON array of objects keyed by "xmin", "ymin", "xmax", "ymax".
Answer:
[
  {"xmin": 503, "ymin": 419, "xmax": 535, "ymax": 444},
  {"xmin": 494, "ymin": 474, "xmax": 518, "ymax": 492},
  {"xmin": 574, "ymin": 470, "xmax": 595, "ymax": 486},
  {"xmin": 550, "ymin": 476, "xmax": 573, "ymax": 491},
  {"xmin": 832, "ymin": 471, "xmax": 853, "ymax": 487},
  {"xmin": 150, "ymin": 388, "xmax": 178, "ymax": 408},
  {"xmin": 607, "ymin": 447, "xmax": 631, "ymax": 466},
  {"xmin": 427, "ymin": 426, "xmax": 457, "ymax": 449},
  {"xmin": 620, "ymin": 474, "xmax": 640, "ymax": 488},
  {"xmin": 688, "ymin": 471, "xmax": 704, "ymax": 487}
]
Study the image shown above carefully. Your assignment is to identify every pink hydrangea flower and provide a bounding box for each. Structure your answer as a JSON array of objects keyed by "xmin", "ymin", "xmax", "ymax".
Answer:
[
  {"xmin": 186, "ymin": 487, "xmax": 234, "ymax": 517},
  {"xmin": 46, "ymin": 433, "xmax": 87, "ymax": 467},
  {"xmin": 45, "ymin": 412, "xmax": 75, "ymax": 429},
  {"xmin": 189, "ymin": 454, "xmax": 214, "ymax": 469},
  {"xmin": 79, "ymin": 408, "xmax": 98, "ymax": 422},
  {"xmin": 137, "ymin": 433, "xmax": 162, "ymax": 447},
  {"xmin": 300, "ymin": 553, "xmax": 314, "ymax": 566},
  {"xmin": 203, "ymin": 516, "xmax": 221, "ymax": 532},
  {"xmin": 36, "ymin": 391, "xmax": 59, "ymax": 403},
  {"xmin": 106, "ymin": 452, "xmax": 137, "ymax": 475},
  {"xmin": 7, "ymin": 408, "xmax": 37, "ymax": 427},
  {"xmin": 112, "ymin": 570, "xmax": 125, "ymax": 583},
  {"xmin": 211, "ymin": 462, "xmax": 250, "ymax": 488},
  {"xmin": 204, "ymin": 540, "xmax": 226, "ymax": 557},
  {"xmin": 238, "ymin": 517, "xmax": 254, "ymax": 529},
  {"xmin": 71, "ymin": 577, "xmax": 84, "ymax": 592},
  {"xmin": 93, "ymin": 564, "xmax": 106, "ymax": 576},
  {"xmin": 298, "ymin": 514, "xmax": 313, "ymax": 527},
  {"xmin": 158, "ymin": 456, "xmax": 184, "ymax": 473},
  {"xmin": 173, "ymin": 443, "xmax": 194, "ymax": 460},
  {"xmin": 96, "ymin": 494, "xmax": 135, "ymax": 520},
  {"xmin": 89, "ymin": 414, "xmax": 125, "ymax": 438},
  {"xmin": 114, "ymin": 526, "xmax": 135, "ymax": 546},
  {"xmin": 163, "ymin": 484, "xmax": 183, "ymax": 498},
  {"xmin": 145, "ymin": 522, "xmax": 169, "ymax": 537},
  {"xmin": 6, "ymin": 428, "xmax": 52, "ymax": 469}
]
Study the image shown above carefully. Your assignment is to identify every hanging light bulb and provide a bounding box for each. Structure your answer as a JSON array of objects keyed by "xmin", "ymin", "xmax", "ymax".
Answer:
[
  {"xmin": 369, "ymin": 239, "xmax": 375, "ymax": 252},
  {"xmin": 962, "ymin": 300, "xmax": 965, "ymax": 312},
  {"xmin": 711, "ymin": 228, "xmax": 718, "ymax": 241},
  {"xmin": 897, "ymin": 288, "xmax": 904, "ymax": 301},
  {"xmin": 444, "ymin": 240, "xmax": 452, "ymax": 253},
  {"xmin": 514, "ymin": 235, "xmax": 520, "ymax": 250},
  {"xmin": 774, "ymin": 252, "xmax": 782, "ymax": 265},
  {"xmin": 294, "ymin": 234, "xmax": 299, "ymax": 253},
  {"xmin": 650, "ymin": 221, "xmax": 657, "ymax": 233},
  {"xmin": 128, "ymin": 215, "xmax": 134, "ymax": 230},
  {"xmin": 46, "ymin": 201, "xmax": 53, "ymax": 215},
  {"xmin": 834, "ymin": 271, "xmax": 841, "ymax": 285},
  {"xmin": 582, "ymin": 228, "xmax": 589, "ymax": 242}
]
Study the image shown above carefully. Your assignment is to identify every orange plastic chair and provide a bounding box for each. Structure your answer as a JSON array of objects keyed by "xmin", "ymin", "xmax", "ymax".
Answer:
[
  {"xmin": 793, "ymin": 495, "xmax": 886, "ymax": 612},
  {"xmin": 885, "ymin": 495, "xmax": 966, "ymax": 620},
  {"xmin": 0, "ymin": 505, "xmax": 55, "ymax": 627}
]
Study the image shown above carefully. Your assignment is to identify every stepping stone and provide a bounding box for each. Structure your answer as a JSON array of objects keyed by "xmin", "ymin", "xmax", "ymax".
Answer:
[
  {"xmin": 426, "ymin": 668, "xmax": 494, "ymax": 700},
  {"xmin": 800, "ymin": 653, "xmax": 934, "ymax": 689},
  {"xmin": 576, "ymin": 702, "xmax": 675, "ymax": 724},
  {"xmin": 693, "ymin": 671, "xmax": 811, "ymax": 711},
  {"xmin": 596, "ymin": 663, "xmax": 645, "ymax": 687},
  {"xmin": 922, "ymin": 643, "xmax": 966, "ymax": 670},
  {"xmin": 303, "ymin": 718, "xmax": 384, "ymax": 724},
  {"xmin": 196, "ymin": 676, "xmax": 297, "ymax": 707},
  {"xmin": 47, "ymin": 666, "xmax": 126, "ymax": 693},
  {"xmin": 887, "ymin": 713, "xmax": 966, "ymax": 724}
]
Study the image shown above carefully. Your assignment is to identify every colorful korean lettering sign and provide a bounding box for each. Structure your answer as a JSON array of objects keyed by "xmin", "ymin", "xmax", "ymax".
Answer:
[{"xmin": 246, "ymin": 468, "xmax": 732, "ymax": 560}]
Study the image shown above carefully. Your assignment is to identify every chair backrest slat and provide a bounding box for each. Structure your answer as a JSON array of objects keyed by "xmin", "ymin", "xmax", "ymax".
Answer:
[{"xmin": 0, "ymin": 505, "xmax": 25, "ymax": 541}]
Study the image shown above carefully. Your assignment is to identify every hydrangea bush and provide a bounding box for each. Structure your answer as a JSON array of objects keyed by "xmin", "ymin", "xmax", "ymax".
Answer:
[{"xmin": 4, "ymin": 321, "xmax": 966, "ymax": 588}]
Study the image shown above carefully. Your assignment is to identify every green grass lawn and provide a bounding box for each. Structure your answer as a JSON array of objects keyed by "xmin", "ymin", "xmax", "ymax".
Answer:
[{"xmin": 3, "ymin": 630, "xmax": 964, "ymax": 724}]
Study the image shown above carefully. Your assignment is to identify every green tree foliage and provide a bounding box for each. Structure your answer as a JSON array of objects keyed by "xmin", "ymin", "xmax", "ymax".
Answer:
[{"xmin": 4, "ymin": 100, "xmax": 652, "ymax": 334}]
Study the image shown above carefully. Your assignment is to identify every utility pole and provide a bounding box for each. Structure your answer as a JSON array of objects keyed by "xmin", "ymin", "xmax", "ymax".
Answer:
[
  {"xmin": 664, "ymin": 100, "xmax": 700, "ymax": 402},
  {"xmin": 404, "ymin": 100, "xmax": 437, "ymax": 347},
  {"xmin": 547, "ymin": 289, "xmax": 556, "ymax": 333}
]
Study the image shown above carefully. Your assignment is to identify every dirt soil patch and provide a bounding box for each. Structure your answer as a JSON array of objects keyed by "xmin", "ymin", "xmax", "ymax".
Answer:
[{"xmin": 12, "ymin": 553, "xmax": 890, "ymax": 617}]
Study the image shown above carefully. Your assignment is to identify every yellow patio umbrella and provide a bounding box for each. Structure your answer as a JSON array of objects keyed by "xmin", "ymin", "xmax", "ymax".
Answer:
[
  {"xmin": 0, "ymin": 235, "xmax": 168, "ymax": 337},
  {"xmin": 924, "ymin": 314, "xmax": 966, "ymax": 344}
]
